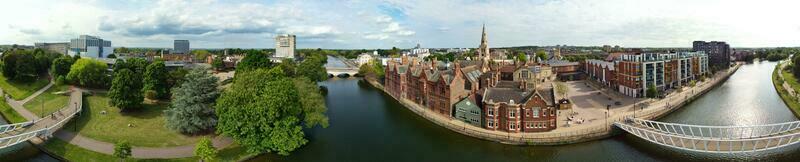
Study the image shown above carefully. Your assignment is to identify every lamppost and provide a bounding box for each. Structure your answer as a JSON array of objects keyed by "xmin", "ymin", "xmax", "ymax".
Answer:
[{"xmin": 605, "ymin": 105, "xmax": 610, "ymax": 131}]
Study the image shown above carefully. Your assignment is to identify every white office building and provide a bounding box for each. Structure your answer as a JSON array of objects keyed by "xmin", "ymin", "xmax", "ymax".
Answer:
[
  {"xmin": 173, "ymin": 40, "xmax": 190, "ymax": 54},
  {"xmin": 69, "ymin": 35, "xmax": 112, "ymax": 58},
  {"xmin": 357, "ymin": 51, "xmax": 379, "ymax": 66},
  {"xmin": 275, "ymin": 34, "xmax": 296, "ymax": 59}
]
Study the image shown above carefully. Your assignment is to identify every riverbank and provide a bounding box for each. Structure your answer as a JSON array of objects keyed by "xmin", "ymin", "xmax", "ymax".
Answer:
[
  {"xmin": 772, "ymin": 61, "xmax": 800, "ymax": 117},
  {"xmin": 364, "ymin": 64, "xmax": 741, "ymax": 145}
]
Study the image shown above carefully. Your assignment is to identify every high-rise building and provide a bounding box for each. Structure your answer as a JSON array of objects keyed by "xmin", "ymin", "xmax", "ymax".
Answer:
[
  {"xmin": 692, "ymin": 41, "xmax": 730, "ymax": 70},
  {"xmin": 275, "ymin": 34, "xmax": 296, "ymax": 59},
  {"xmin": 69, "ymin": 35, "xmax": 112, "ymax": 58},
  {"xmin": 173, "ymin": 40, "xmax": 190, "ymax": 54}
]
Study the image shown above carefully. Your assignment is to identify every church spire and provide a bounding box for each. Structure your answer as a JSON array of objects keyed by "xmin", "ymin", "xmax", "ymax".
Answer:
[{"xmin": 479, "ymin": 24, "xmax": 491, "ymax": 72}]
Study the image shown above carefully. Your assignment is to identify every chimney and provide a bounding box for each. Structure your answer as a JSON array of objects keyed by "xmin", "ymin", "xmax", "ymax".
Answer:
[
  {"xmin": 431, "ymin": 57, "xmax": 437, "ymax": 70},
  {"xmin": 402, "ymin": 55, "xmax": 408, "ymax": 65}
]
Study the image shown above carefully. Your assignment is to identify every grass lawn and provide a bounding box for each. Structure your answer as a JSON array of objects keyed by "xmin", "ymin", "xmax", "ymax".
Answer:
[
  {"xmin": 23, "ymin": 85, "xmax": 70, "ymax": 117},
  {"xmin": 0, "ymin": 75, "xmax": 49, "ymax": 100},
  {"xmin": 62, "ymin": 92, "xmax": 202, "ymax": 147},
  {"xmin": 0, "ymin": 99, "xmax": 26, "ymax": 123},
  {"xmin": 773, "ymin": 62, "xmax": 800, "ymax": 117}
]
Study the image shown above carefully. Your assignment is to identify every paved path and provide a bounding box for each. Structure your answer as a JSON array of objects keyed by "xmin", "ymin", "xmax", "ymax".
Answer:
[{"xmin": 2, "ymin": 83, "xmax": 234, "ymax": 159}]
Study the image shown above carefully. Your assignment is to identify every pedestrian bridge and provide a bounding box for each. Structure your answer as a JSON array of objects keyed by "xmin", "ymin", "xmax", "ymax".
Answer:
[
  {"xmin": 0, "ymin": 89, "xmax": 82, "ymax": 149},
  {"xmin": 615, "ymin": 118, "xmax": 800, "ymax": 153}
]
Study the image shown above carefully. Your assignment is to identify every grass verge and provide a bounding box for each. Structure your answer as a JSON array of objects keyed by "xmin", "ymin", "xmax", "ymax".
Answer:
[
  {"xmin": 772, "ymin": 62, "xmax": 800, "ymax": 117},
  {"xmin": 0, "ymin": 75, "xmax": 49, "ymax": 100},
  {"xmin": 23, "ymin": 85, "xmax": 70, "ymax": 116}
]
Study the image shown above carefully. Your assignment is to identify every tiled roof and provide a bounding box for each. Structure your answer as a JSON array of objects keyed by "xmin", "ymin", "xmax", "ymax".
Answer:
[
  {"xmin": 483, "ymin": 88, "xmax": 530, "ymax": 105},
  {"xmin": 534, "ymin": 88, "xmax": 555, "ymax": 106}
]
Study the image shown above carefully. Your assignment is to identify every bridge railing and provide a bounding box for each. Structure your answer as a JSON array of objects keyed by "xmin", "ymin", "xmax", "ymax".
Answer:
[
  {"xmin": 0, "ymin": 121, "xmax": 34, "ymax": 134},
  {"xmin": 628, "ymin": 118, "xmax": 800, "ymax": 140},
  {"xmin": 616, "ymin": 121, "xmax": 800, "ymax": 153}
]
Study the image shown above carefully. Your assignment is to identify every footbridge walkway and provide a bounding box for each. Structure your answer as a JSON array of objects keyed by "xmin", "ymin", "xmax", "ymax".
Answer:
[
  {"xmin": 615, "ymin": 118, "xmax": 800, "ymax": 153},
  {"xmin": 0, "ymin": 88, "xmax": 82, "ymax": 149}
]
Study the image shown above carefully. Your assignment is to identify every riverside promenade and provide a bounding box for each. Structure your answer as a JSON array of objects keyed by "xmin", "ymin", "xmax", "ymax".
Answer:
[{"xmin": 366, "ymin": 63, "xmax": 741, "ymax": 145}]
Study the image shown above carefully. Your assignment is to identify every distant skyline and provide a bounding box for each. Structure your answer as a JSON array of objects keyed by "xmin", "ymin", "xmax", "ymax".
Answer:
[{"xmin": 2, "ymin": 0, "xmax": 800, "ymax": 49}]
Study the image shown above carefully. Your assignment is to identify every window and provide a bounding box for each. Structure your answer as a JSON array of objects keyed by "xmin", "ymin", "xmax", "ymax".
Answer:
[
  {"xmin": 526, "ymin": 110, "xmax": 531, "ymax": 117},
  {"xmin": 488, "ymin": 108, "xmax": 494, "ymax": 116},
  {"xmin": 533, "ymin": 107, "xmax": 540, "ymax": 118},
  {"xmin": 509, "ymin": 123, "xmax": 516, "ymax": 130},
  {"xmin": 509, "ymin": 110, "xmax": 516, "ymax": 118},
  {"xmin": 487, "ymin": 120, "xmax": 494, "ymax": 128}
]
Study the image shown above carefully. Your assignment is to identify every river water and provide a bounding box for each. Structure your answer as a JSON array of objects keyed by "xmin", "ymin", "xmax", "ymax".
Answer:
[
  {"xmin": 254, "ymin": 61, "xmax": 800, "ymax": 162},
  {"xmin": 5, "ymin": 61, "xmax": 797, "ymax": 161}
]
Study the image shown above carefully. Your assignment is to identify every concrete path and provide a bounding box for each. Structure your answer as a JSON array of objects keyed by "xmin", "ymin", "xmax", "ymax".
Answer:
[{"xmin": 2, "ymin": 83, "xmax": 235, "ymax": 159}]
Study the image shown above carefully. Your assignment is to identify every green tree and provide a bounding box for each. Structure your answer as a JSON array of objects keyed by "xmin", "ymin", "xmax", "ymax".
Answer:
[
  {"xmin": 113, "ymin": 141, "xmax": 132, "ymax": 161},
  {"xmin": 535, "ymin": 50, "xmax": 547, "ymax": 62},
  {"xmin": 165, "ymin": 68, "xmax": 219, "ymax": 134},
  {"xmin": 14, "ymin": 53, "xmax": 37, "ymax": 82},
  {"xmin": 792, "ymin": 55, "xmax": 800, "ymax": 77},
  {"xmin": 116, "ymin": 47, "xmax": 130, "ymax": 53},
  {"xmin": 212, "ymin": 57, "xmax": 225, "ymax": 71},
  {"xmin": 193, "ymin": 50, "xmax": 211, "ymax": 61},
  {"xmin": 167, "ymin": 68, "xmax": 189, "ymax": 90},
  {"xmin": 2, "ymin": 50, "xmax": 20, "ymax": 79},
  {"xmin": 293, "ymin": 77, "xmax": 329, "ymax": 128},
  {"xmin": 646, "ymin": 84, "xmax": 658, "ymax": 98},
  {"xmin": 296, "ymin": 55, "xmax": 327, "ymax": 82},
  {"xmin": 517, "ymin": 52, "xmax": 527, "ymax": 62},
  {"xmin": 194, "ymin": 137, "xmax": 217, "ymax": 161},
  {"xmin": 142, "ymin": 61, "xmax": 169, "ymax": 99},
  {"xmin": 66, "ymin": 58, "xmax": 109, "ymax": 88},
  {"xmin": 109, "ymin": 69, "xmax": 143, "ymax": 110},
  {"xmin": 278, "ymin": 59, "xmax": 296, "ymax": 77},
  {"xmin": 236, "ymin": 50, "xmax": 273, "ymax": 73},
  {"xmin": 51, "ymin": 56, "xmax": 75, "ymax": 78},
  {"xmin": 216, "ymin": 67, "xmax": 311, "ymax": 155},
  {"xmin": 107, "ymin": 54, "xmax": 117, "ymax": 59}
]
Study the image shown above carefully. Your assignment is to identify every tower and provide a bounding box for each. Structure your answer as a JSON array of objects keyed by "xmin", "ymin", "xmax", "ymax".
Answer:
[{"xmin": 479, "ymin": 24, "xmax": 491, "ymax": 72}]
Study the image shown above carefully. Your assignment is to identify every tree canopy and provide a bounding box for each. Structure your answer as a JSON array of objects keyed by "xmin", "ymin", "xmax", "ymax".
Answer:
[
  {"xmin": 216, "ymin": 67, "xmax": 308, "ymax": 155},
  {"xmin": 66, "ymin": 58, "xmax": 109, "ymax": 88},
  {"xmin": 114, "ymin": 141, "xmax": 132, "ymax": 160},
  {"xmin": 165, "ymin": 67, "xmax": 220, "ymax": 134},
  {"xmin": 142, "ymin": 61, "xmax": 169, "ymax": 99},
  {"xmin": 108, "ymin": 69, "xmax": 143, "ymax": 110},
  {"xmin": 236, "ymin": 51, "xmax": 273, "ymax": 73},
  {"xmin": 194, "ymin": 137, "xmax": 217, "ymax": 161},
  {"xmin": 296, "ymin": 54, "xmax": 327, "ymax": 82}
]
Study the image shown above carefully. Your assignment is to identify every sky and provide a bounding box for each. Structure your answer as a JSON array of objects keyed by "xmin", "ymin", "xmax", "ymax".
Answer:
[{"xmin": 1, "ymin": 0, "xmax": 800, "ymax": 49}]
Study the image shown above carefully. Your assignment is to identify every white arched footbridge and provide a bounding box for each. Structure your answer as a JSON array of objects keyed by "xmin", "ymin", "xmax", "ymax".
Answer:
[
  {"xmin": 615, "ymin": 118, "xmax": 800, "ymax": 153},
  {"xmin": 0, "ymin": 89, "xmax": 82, "ymax": 149}
]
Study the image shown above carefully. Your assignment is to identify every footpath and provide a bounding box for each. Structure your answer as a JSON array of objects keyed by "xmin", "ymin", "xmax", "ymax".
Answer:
[
  {"xmin": 365, "ymin": 64, "xmax": 741, "ymax": 145},
  {"xmin": 1, "ymin": 82, "xmax": 233, "ymax": 159}
]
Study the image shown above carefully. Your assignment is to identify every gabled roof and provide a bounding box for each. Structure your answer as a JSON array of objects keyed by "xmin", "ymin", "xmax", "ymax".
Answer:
[
  {"xmin": 533, "ymin": 88, "xmax": 555, "ymax": 106},
  {"xmin": 455, "ymin": 94, "xmax": 482, "ymax": 111},
  {"xmin": 483, "ymin": 88, "xmax": 530, "ymax": 105}
]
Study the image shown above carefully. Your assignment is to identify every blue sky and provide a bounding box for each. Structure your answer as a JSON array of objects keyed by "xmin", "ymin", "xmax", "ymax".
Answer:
[{"xmin": 2, "ymin": 0, "xmax": 800, "ymax": 49}]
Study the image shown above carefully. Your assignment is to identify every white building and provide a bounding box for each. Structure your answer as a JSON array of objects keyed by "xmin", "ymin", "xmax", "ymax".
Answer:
[
  {"xmin": 357, "ymin": 51, "xmax": 379, "ymax": 66},
  {"xmin": 173, "ymin": 40, "xmax": 190, "ymax": 54},
  {"xmin": 69, "ymin": 35, "xmax": 112, "ymax": 58},
  {"xmin": 275, "ymin": 34, "xmax": 296, "ymax": 59},
  {"xmin": 404, "ymin": 43, "xmax": 430, "ymax": 59}
]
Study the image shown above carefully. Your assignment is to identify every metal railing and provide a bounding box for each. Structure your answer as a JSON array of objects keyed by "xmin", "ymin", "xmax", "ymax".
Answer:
[{"xmin": 616, "ymin": 121, "xmax": 800, "ymax": 153}]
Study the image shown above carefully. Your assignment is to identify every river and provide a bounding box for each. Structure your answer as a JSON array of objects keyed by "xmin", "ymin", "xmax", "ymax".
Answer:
[
  {"xmin": 254, "ymin": 61, "xmax": 800, "ymax": 162},
  {"xmin": 5, "ymin": 61, "xmax": 797, "ymax": 161}
]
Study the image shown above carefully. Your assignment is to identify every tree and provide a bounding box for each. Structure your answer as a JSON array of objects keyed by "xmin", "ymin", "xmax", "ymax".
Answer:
[
  {"xmin": 293, "ymin": 77, "xmax": 329, "ymax": 128},
  {"xmin": 2, "ymin": 50, "xmax": 20, "ymax": 79},
  {"xmin": 167, "ymin": 68, "xmax": 189, "ymax": 90},
  {"xmin": 193, "ymin": 50, "xmax": 211, "ymax": 61},
  {"xmin": 517, "ymin": 52, "xmax": 527, "ymax": 62},
  {"xmin": 278, "ymin": 58, "xmax": 296, "ymax": 77},
  {"xmin": 66, "ymin": 59, "xmax": 109, "ymax": 88},
  {"xmin": 216, "ymin": 67, "xmax": 311, "ymax": 155},
  {"xmin": 194, "ymin": 137, "xmax": 218, "ymax": 161},
  {"xmin": 236, "ymin": 50, "xmax": 273, "ymax": 73},
  {"xmin": 212, "ymin": 57, "xmax": 225, "ymax": 71},
  {"xmin": 142, "ymin": 61, "xmax": 169, "ymax": 99},
  {"xmin": 646, "ymin": 84, "xmax": 658, "ymax": 98},
  {"xmin": 793, "ymin": 55, "xmax": 800, "ymax": 77},
  {"xmin": 107, "ymin": 54, "xmax": 117, "ymax": 59},
  {"xmin": 113, "ymin": 141, "xmax": 132, "ymax": 161},
  {"xmin": 109, "ymin": 69, "xmax": 143, "ymax": 110},
  {"xmin": 535, "ymin": 50, "xmax": 547, "ymax": 62},
  {"xmin": 165, "ymin": 68, "xmax": 220, "ymax": 134},
  {"xmin": 51, "ymin": 56, "xmax": 75, "ymax": 78},
  {"xmin": 296, "ymin": 55, "xmax": 327, "ymax": 82},
  {"xmin": 116, "ymin": 47, "xmax": 130, "ymax": 53},
  {"xmin": 14, "ymin": 53, "xmax": 37, "ymax": 82}
]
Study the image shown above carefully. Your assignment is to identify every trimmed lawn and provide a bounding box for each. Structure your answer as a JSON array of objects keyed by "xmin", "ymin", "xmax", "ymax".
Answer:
[
  {"xmin": 0, "ymin": 75, "xmax": 49, "ymax": 100},
  {"xmin": 0, "ymin": 99, "xmax": 26, "ymax": 123},
  {"xmin": 62, "ymin": 92, "xmax": 202, "ymax": 147},
  {"xmin": 23, "ymin": 85, "xmax": 70, "ymax": 116}
]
